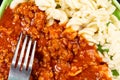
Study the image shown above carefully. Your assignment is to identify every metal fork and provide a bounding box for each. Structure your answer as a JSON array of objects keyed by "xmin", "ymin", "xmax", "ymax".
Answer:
[{"xmin": 8, "ymin": 33, "xmax": 37, "ymax": 80}]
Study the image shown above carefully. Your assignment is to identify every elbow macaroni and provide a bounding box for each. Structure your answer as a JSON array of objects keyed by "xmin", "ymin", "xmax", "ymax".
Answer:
[
  {"xmin": 35, "ymin": 0, "xmax": 56, "ymax": 11},
  {"xmin": 46, "ymin": 8, "xmax": 68, "ymax": 25},
  {"xmin": 35, "ymin": 0, "xmax": 115, "ymax": 32}
]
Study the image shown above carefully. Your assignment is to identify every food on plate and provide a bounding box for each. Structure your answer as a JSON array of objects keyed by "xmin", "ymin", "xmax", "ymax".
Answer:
[{"xmin": 0, "ymin": 0, "xmax": 120, "ymax": 80}]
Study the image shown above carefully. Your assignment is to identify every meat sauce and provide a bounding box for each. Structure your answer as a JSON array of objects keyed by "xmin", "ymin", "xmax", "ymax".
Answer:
[{"xmin": 0, "ymin": 2, "xmax": 111, "ymax": 80}]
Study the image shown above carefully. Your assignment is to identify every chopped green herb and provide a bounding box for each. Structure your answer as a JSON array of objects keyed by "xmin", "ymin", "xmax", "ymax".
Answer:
[
  {"xmin": 97, "ymin": 44, "xmax": 109, "ymax": 54},
  {"xmin": 56, "ymin": 4, "xmax": 61, "ymax": 9},
  {"xmin": 106, "ymin": 22, "xmax": 111, "ymax": 26},
  {"xmin": 103, "ymin": 49, "xmax": 109, "ymax": 53},
  {"xmin": 97, "ymin": 44, "xmax": 104, "ymax": 53},
  {"xmin": 110, "ymin": 56, "xmax": 113, "ymax": 60},
  {"xmin": 111, "ymin": 69, "xmax": 119, "ymax": 76}
]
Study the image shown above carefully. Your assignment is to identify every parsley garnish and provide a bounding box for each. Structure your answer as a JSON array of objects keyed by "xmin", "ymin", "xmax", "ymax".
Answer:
[
  {"xmin": 111, "ymin": 69, "xmax": 119, "ymax": 76},
  {"xmin": 97, "ymin": 44, "xmax": 109, "ymax": 54},
  {"xmin": 110, "ymin": 56, "xmax": 113, "ymax": 60},
  {"xmin": 106, "ymin": 22, "xmax": 111, "ymax": 26}
]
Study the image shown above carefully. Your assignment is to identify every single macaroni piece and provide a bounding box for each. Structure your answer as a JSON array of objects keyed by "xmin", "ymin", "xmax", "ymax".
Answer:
[
  {"xmin": 64, "ymin": 0, "xmax": 81, "ymax": 9},
  {"xmin": 35, "ymin": 0, "xmax": 56, "ymax": 11},
  {"xmin": 46, "ymin": 8, "xmax": 68, "ymax": 25}
]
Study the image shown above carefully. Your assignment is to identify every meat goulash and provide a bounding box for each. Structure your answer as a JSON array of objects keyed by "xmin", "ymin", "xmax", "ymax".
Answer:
[{"xmin": 0, "ymin": 2, "xmax": 112, "ymax": 80}]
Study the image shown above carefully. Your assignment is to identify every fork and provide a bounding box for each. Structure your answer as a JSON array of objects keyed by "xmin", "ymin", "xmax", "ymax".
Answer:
[{"xmin": 8, "ymin": 33, "xmax": 37, "ymax": 80}]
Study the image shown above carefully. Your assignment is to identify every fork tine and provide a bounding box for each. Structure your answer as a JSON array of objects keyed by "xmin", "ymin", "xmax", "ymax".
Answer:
[
  {"xmin": 12, "ymin": 33, "xmax": 23, "ymax": 66},
  {"xmin": 8, "ymin": 33, "xmax": 37, "ymax": 80},
  {"xmin": 28, "ymin": 40, "xmax": 36, "ymax": 71},
  {"xmin": 17, "ymin": 35, "xmax": 28, "ymax": 69},
  {"xmin": 23, "ymin": 38, "xmax": 32, "ymax": 70}
]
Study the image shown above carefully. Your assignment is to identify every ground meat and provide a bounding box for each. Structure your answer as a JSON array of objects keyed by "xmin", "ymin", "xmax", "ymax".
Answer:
[{"xmin": 0, "ymin": 2, "xmax": 111, "ymax": 80}]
